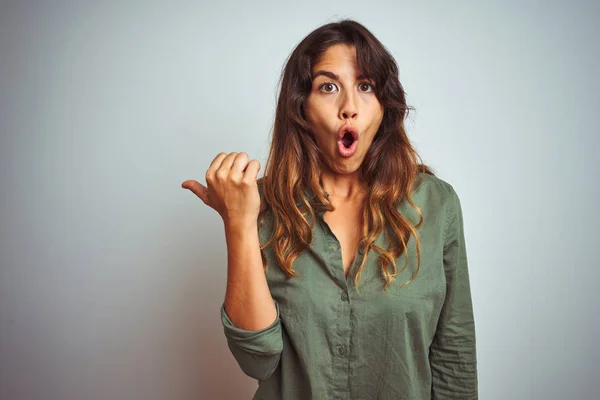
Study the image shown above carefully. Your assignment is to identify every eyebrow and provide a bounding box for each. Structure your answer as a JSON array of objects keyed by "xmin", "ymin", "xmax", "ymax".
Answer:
[{"xmin": 311, "ymin": 70, "xmax": 369, "ymax": 81}]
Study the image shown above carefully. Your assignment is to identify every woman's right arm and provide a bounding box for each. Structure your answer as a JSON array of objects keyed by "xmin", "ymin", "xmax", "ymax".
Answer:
[
  {"xmin": 182, "ymin": 152, "xmax": 283, "ymax": 381},
  {"xmin": 220, "ymin": 220, "xmax": 283, "ymax": 381},
  {"xmin": 223, "ymin": 220, "xmax": 276, "ymax": 331}
]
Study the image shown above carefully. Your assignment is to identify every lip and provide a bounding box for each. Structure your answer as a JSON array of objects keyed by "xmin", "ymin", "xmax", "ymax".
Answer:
[
  {"xmin": 337, "ymin": 124, "xmax": 359, "ymax": 157},
  {"xmin": 338, "ymin": 125, "xmax": 358, "ymax": 141}
]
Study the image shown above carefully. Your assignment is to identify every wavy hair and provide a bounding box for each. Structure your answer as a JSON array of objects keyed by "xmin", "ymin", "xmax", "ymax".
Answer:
[{"xmin": 257, "ymin": 19, "xmax": 435, "ymax": 291}]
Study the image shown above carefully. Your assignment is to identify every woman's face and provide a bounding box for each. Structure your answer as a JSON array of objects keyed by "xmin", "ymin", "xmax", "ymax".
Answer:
[{"xmin": 304, "ymin": 44, "xmax": 384, "ymax": 176}]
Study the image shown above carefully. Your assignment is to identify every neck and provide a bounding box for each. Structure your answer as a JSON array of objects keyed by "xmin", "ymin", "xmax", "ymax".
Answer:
[{"xmin": 319, "ymin": 171, "xmax": 367, "ymax": 202}]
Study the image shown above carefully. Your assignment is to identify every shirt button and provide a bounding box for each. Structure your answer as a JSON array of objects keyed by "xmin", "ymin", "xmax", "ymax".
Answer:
[
  {"xmin": 332, "ymin": 244, "xmax": 337, "ymax": 251},
  {"xmin": 338, "ymin": 346, "xmax": 347, "ymax": 356},
  {"xmin": 341, "ymin": 293, "xmax": 349, "ymax": 301}
]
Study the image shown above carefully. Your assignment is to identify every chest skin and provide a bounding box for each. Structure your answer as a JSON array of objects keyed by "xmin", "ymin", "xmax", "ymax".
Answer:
[{"xmin": 322, "ymin": 197, "xmax": 364, "ymax": 278}]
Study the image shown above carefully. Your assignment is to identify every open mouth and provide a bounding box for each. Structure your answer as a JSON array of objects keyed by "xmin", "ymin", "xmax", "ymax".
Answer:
[
  {"xmin": 341, "ymin": 131, "xmax": 355, "ymax": 148},
  {"xmin": 337, "ymin": 125, "xmax": 358, "ymax": 157}
]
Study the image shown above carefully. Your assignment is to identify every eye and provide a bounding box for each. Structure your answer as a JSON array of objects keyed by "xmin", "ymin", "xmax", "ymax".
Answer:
[
  {"xmin": 359, "ymin": 82, "xmax": 374, "ymax": 92},
  {"xmin": 318, "ymin": 81, "xmax": 375, "ymax": 94},
  {"xmin": 318, "ymin": 82, "xmax": 338, "ymax": 93}
]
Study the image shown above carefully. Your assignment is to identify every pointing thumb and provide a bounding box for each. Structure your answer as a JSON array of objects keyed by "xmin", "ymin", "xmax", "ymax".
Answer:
[{"xmin": 181, "ymin": 180, "xmax": 208, "ymax": 205}]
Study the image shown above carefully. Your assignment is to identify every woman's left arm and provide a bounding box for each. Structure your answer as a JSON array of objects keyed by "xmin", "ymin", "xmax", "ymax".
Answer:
[{"xmin": 430, "ymin": 188, "xmax": 478, "ymax": 399}]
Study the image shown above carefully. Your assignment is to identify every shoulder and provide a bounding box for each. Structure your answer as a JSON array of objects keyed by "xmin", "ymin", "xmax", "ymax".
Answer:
[
  {"xmin": 412, "ymin": 171, "xmax": 460, "ymax": 208},
  {"xmin": 400, "ymin": 172, "xmax": 462, "ymax": 231}
]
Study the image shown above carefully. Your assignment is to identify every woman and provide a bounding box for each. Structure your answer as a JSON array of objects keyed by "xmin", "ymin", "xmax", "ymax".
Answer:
[{"xmin": 182, "ymin": 19, "xmax": 478, "ymax": 399}]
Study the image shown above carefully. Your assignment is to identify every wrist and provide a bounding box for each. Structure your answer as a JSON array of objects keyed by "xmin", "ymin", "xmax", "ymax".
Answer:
[{"xmin": 224, "ymin": 218, "xmax": 258, "ymax": 235}]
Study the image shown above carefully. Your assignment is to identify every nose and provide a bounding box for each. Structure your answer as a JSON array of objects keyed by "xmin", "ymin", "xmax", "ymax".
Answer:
[{"xmin": 338, "ymin": 91, "xmax": 358, "ymax": 120}]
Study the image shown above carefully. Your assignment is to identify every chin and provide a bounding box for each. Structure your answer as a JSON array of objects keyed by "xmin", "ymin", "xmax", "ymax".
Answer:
[{"xmin": 334, "ymin": 161, "xmax": 362, "ymax": 174}]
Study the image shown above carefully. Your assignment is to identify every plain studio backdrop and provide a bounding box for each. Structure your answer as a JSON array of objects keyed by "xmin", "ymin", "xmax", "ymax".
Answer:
[{"xmin": 0, "ymin": 1, "xmax": 598, "ymax": 399}]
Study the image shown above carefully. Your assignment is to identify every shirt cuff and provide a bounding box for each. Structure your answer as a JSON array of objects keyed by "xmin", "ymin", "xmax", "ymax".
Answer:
[{"xmin": 220, "ymin": 299, "xmax": 283, "ymax": 356}]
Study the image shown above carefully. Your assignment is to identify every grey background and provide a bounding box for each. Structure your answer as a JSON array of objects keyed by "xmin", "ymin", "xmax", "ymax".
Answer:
[{"xmin": 1, "ymin": 1, "xmax": 598, "ymax": 399}]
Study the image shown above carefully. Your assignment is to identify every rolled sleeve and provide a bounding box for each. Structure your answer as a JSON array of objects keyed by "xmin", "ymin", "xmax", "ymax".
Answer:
[
  {"xmin": 430, "ymin": 188, "xmax": 478, "ymax": 399},
  {"xmin": 221, "ymin": 299, "xmax": 283, "ymax": 381}
]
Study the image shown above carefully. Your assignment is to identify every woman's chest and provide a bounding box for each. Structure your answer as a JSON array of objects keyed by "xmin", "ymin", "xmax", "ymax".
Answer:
[
  {"xmin": 322, "ymin": 205, "xmax": 363, "ymax": 277},
  {"xmin": 265, "ymin": 218, "xmax": 447, "ymax": 335}
]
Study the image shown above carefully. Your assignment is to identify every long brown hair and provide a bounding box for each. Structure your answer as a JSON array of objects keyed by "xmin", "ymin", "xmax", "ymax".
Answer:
[{"xmin": 257, "ymin": 19, "xmax": 435, "ymax": 291}]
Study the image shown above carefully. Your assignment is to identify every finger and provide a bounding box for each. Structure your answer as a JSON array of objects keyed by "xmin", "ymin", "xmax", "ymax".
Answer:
[
  {"xmin": 181, "ymin": 180, "xmax": 208, "ymax": 203},
  {"xmin": 206, "ymin": 152, "xmax": 228, "ymax": 181},
  {"xmin": 215, "ymin": 152, "xmax": 239, "ymax": 178},
  {"xmin": 242, "ymin": 159, "xmax": 261, "ymax": 183},
  {"xmin": 231, "ymin": 152, "xmax": 250, "ymax": 179},
  {"xmin": 209, "ymin": 152, "xmax": 228, "ymax": 170}
]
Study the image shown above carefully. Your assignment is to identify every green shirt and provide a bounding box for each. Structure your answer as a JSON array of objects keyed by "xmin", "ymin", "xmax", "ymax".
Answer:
[{"xmin": 220, "ymin": 172, "xmax": 478, "ymax": 399}]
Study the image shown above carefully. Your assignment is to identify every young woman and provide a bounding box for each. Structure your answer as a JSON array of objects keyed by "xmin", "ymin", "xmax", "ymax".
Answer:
[{"xmin": 182, "ymin": 19, "xmax": 478, "ymax": 400}]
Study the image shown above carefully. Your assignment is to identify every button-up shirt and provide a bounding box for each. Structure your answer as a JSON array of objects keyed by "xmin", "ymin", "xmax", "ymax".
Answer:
[{"xmin": 220, "ymin": 172, "xmax": 478, "ymax": 399}]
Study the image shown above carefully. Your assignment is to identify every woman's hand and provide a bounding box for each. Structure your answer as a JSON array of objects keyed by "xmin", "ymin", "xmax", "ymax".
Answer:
[{"xmin": 181, "ymin": 152, "xmax": 261, "ymax": 228}]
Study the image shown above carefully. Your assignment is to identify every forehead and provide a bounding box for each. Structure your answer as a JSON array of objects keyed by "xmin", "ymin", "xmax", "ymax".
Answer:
[{"xmin": 312, "ymin": 44, "xmax": 359, "ymax": 73}]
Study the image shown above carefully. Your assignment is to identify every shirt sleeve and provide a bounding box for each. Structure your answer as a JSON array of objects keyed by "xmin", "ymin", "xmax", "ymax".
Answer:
[
  {"xmin": 430, "ymin": 188, "xmax": 479, "ymax": 399},
  {"xmin": 220, "ymin": 299, "xmax": 284, "ymax": 381}
]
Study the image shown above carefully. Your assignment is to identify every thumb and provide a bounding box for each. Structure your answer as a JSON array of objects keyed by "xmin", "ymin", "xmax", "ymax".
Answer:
[{"xmin": 181, "ymin": 180, "xmax": 208, "ymax": 204}]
